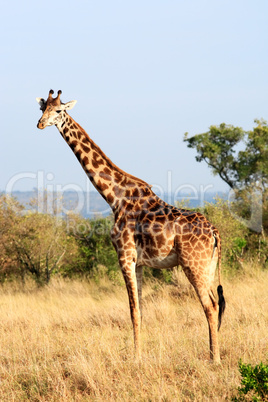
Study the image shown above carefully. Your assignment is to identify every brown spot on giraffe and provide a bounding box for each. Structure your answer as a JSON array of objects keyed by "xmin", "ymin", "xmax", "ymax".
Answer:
[
  {"xmin": 114, "ymin": 171, "xmax": 122, "ymax": 183},
  {"xmin": 82, "ymin": 156, "xmax": 89, "ymax": 166},
  {"xmin": 106, "ymin": 193, "xmax": 114, "ymax": 204},
  {"xmin": 101, "ymin": 183, "xmax": 109, "ymax": 192},
  {"xmin": 82, "ymin": 145, "xmax": 90, "ymax": 153},
  {"xmin": 36, "ymin": 89, "xmax": 225, "ymax": 363},
  {"xmin": 103, "ymin": 167, "xmax": 112, "ymax": 176}
]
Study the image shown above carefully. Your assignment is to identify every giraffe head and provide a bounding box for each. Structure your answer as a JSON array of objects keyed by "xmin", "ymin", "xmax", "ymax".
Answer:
[{"xmin": 36, "ymin": 89, "xmax": 77, "ymax": 129}]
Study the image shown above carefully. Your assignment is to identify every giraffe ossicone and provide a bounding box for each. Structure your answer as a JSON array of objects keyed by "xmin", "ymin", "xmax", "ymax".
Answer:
[{"xmin": 36, "ymin": 90, "xmax": 225, "ymax": 363}]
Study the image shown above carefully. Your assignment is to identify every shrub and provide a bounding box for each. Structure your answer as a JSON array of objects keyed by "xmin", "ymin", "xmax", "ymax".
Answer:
[
  {"xmin": 66, "ymin": 214, "xmax": 119, "ymax": 281},
  {"xmin": 0, "ymin": 195, "xmax": 79, "ymax": 285},
  {"xmin": 203, "ymin": 198, "xmax": 248, "ymax": 270},
  {"xmin": 232, "ymin": 360, "xmax": 268, "ymax": 401}
]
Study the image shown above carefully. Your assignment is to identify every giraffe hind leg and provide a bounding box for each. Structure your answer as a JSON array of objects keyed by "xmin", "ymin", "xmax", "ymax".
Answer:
[
  {"xmin": 135, "ymin": 265, "xmax": 143, "ymax": 322},
  {"xmin": 203, "ymin": 291, "xmax": 221, "ymax": 362},
  {"xmin": 192, "ymin": 282, "xmax": 221, "ymax": 362},
  {"xmin": 181, "ymin": 264, "xmax": 221, "ymax": 362}
]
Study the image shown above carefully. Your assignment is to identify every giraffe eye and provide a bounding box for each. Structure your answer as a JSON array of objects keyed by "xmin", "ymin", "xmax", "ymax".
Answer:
[{"xmin": 56, "ymin": 110, "xmax": 62, "ymax": 114}]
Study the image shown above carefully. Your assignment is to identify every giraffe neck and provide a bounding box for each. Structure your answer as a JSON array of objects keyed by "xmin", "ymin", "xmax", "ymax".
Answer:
[{"xmin": 55, "ymin": 112, "xmax": 150, "ymax": 210}]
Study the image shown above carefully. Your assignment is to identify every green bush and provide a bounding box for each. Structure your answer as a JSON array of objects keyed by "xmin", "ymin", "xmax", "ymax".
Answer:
[
  {"xmin": 232, "ymin": 360, "xmax": 268, "ymax": 401},
  {"xmin": 66, "ymin": 214, "xmax": 119, "ymax": 281},
  {"xmin": 0, "ymin": 195, "xmax": 79, "ymax": 285},
  {"xmin": 203, "ymin": 198, "xmax": 248, "ymax": 270}
]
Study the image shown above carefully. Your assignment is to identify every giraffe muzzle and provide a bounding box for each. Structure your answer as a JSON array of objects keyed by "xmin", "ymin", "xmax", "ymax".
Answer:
[{"xmin": 37, "ymin": 120, "xmax": 45, "ymax": 129}]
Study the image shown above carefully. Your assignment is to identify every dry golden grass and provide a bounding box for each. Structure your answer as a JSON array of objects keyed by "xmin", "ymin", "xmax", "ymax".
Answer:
[{"xmin": 0, "ymin": 266, "xmax": 267, "ymax": 401}]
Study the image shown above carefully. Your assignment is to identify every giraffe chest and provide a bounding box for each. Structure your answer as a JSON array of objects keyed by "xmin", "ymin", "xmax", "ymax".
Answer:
[
  {"xmin": 135, "ymin": 220, "xmax": 178, "ymax": 269},
  {"xmin": 111, "ymin": 216, "xmax": 179, "ymax": 269}
]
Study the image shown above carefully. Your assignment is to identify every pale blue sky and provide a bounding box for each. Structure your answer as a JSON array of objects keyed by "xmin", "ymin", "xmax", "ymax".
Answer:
[{"xmin": 1, "ymin": 0, "xmax": 268, "ymax": 196}]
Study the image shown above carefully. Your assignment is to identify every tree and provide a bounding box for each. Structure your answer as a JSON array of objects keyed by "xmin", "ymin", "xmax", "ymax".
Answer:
[
  {"xmin": 0, "ymin": 195, "xmax": 78, "ymax": 285},
  {"xmin": 184, "ymin": 120, "xmax": 268, "ymax": 235},
  {"xmin": 184, "ymin": 120, "xmax": 268, "ymax": 192},
  {"xmin": 237, "ymin": 119, "xmax": 268, "ymax": 192}
]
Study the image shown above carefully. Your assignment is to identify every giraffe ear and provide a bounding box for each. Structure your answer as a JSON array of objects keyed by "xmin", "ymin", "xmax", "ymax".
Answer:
[
  {"xmin": 36, "ymin": 97, "xmax": 45, "ymax": 108},
  {"xmin": 62, "ymin": 100, "xmax": 77, "ymax": 111},
  {"xmin": 36, "ymin": 97, "xmax": 46, "ymax": 111}
]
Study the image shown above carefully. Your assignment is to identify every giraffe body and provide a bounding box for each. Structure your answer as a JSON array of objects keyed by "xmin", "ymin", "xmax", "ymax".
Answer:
[{"xmin": 36, "ymin": 90, "xmax": 225, "ymax": 363}]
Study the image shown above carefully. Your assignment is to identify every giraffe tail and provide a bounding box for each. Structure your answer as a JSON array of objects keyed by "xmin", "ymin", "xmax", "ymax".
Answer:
[
  {"xmin": 215, "ymin": 232, "xmax": 226, "ymax": 331},
  {"xmin": 217, "ymin": 285, "xmax": 225, "ymax": 330}
]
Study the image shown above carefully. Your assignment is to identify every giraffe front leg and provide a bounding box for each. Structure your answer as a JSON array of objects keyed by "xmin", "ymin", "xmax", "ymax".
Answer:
[{"xmin": 120, "ymin": 259, "xmax": 142, "ymax": 360}]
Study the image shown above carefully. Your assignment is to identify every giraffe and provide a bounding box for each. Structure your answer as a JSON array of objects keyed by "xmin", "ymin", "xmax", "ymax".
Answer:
[{"xmin": 36, "ymin": 90, "xmax": 225, "ymax": 363}]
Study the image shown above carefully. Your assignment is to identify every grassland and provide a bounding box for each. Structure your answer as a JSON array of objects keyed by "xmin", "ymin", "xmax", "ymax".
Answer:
[{"xmin": 0, "ymin": 266, "xmax": 267, "ymax": 401}]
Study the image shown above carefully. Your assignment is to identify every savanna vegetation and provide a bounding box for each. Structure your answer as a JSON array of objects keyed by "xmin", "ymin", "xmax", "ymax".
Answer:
[
  {"xmin": 0, "ymin": 192, "xmax": 267, "ymax": 286},
  {"xmin": 0, "ymin": 118, "xmax": 267, "ymax": 400},
  {"xmin": 0, "ymin": 267, "xmax": 267, "ymax": 400}
]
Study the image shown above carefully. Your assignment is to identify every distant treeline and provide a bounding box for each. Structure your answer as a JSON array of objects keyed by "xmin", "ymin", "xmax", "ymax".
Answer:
[{"xmin": 1, "ymin": 190, "xmax": 228, "ymax": 218}]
